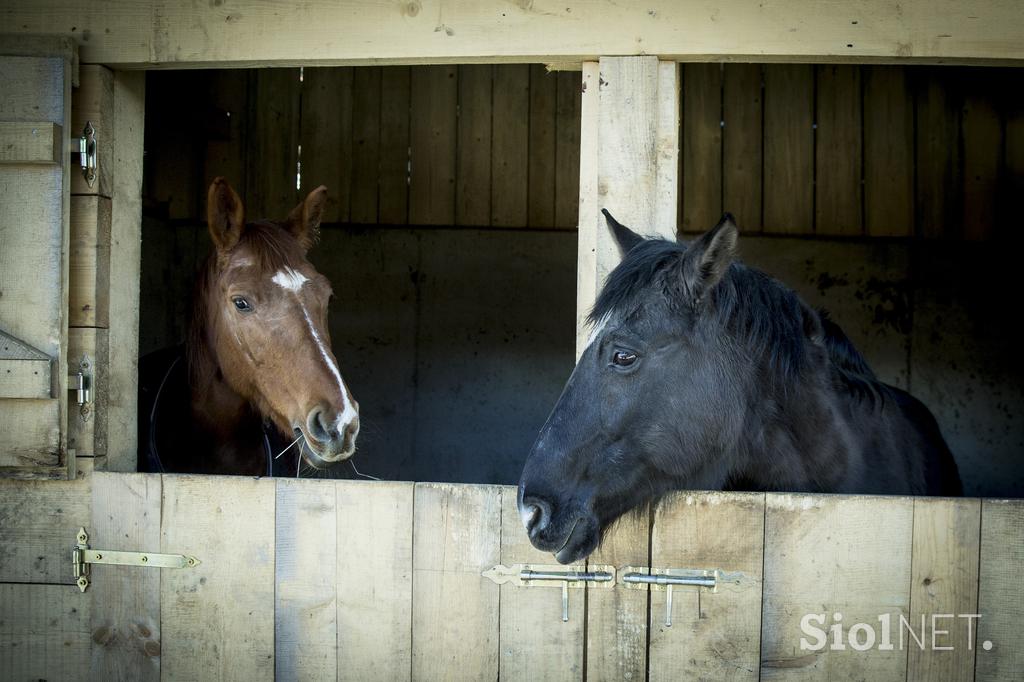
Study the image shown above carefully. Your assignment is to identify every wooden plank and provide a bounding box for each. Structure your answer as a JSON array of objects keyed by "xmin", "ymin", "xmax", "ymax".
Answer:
[
  {"xmin": 681, "ymin": 63, "xmax": 723, "ymax": 233},
  {"xmin": 378, "ymin": 66, "xmax": 411, "ymax": 225},
  {"xmin": 455, "ymin": 64, "xmax": 492, "ymax": 226},
  {"xmin": 915, "ymin": 68, "xmax": 962, "ymax": 239},
  {"xmin": 763, "ymin": 65, "xmax": 814, "ymax": 234},
  {"xmin": 648, "ymin": 492, "xmax": 764, "ymax": 681},
  {"xmin": 299, "ymin": 67, "xmax": 353, "ymax": 223},
  {"xmin": 864, "ymin": 65, "xmax": 914, "ymax": 236},
  {"xmin": 105, "ymin": 70, "xmax": 144, "ymax": 472},
  {"xmin": 961, "ymin": 89, "xmax": 1000, "ymax": 240},
  {"xmin": 0, "ymin": 583, "xmax": 90, "ymax": 682},
  {"xmin": 89, "ymin": 473, "xmax": 161, "ymax": 682},
  {"xmin": 161, "ymin": 475, "xmax": 275, "ymax": 682},
  {"xmin": 409, "ymin": 65, "xmax": 457, "ymax": 225},
  {"xmin": 350, "ymin": 66, "xmax": 382, "ymax": 224},
  {"xmin": 587, "ymin": 506, "xmax": 650, "ymax": 681},
  {"xmin": 497, "ymin": 484, "xmax": 583, "ymax": 680},
  {"xmin": 976, "ymin": 499, "xmax": 1024, "ymax": 681},
  {"xmin": 1001, "ymin": 77, "xmax": 1024, "ymax": 240},
  {"xmin": 578, "ymin": 57, "xmax": 678, "ymax": 355},
  {"xmin": 245, "ymin": 68, "xmax": 301, "ymax": 220},
  {"xmin": 275, "ymin": 478, "xmax": 337, "ymax": 682},
  {"xmin": 491, "ymin": 64, "xmax": 530, "ymax": 227},
  {"xmin": 722, "ymin": 64, "xmax": 763, "ymax": 232},
  {"xmin": 906, "ymin": 497, "xmax": 981, "ymax": 682},
  {"xmin": 0, "ymin": 53, "xmax": 71, "ymax": 474},
  {"xmin": 69, "ymin": 194, "xmax": 111, "ymax": 328},
  {"xmin": 0, "ymin": 472, "xmax": 90, "ymax": 582},
  {"xmin": 411, "ymin": 482, "xmax": 501, "ymax": 681},
  {"xmin": 815, "ymin": 64, "xmax": 863, "ymax": 236},
  {"xmin": 528, "ymin": 64, "xmax": 557, "ymax": 228},
  {"xmin": 0, "ymin": 359, "xmax": 50, "ymax": 399},
  {"xmin": 0, "ymin": 121, "xmax": 60, "ymax": 163},
  {"xmin": 554, "ymin": 70, "xmax": 581, "ymax": 229},
  {"xmin": 0, "ymin": 398, "xmax": 61, "ymax": 468},
  {"xmin": 761, "ymin": 494, "xmax": 913, "ymax": 681},
  {"xmin": 8, "ymin": 2, "xmax": 1024, "ymax": 67},
  {"xmin": 337, "ymin": 480, "xmax": 414, "ymax": 682},
  {"xmin": 575, "ymin": 62, "xmax": 600, "ymax": 357},
  {"xmin": 71, "ymin": 64, "xmax": 114, "ymax": 196},
  {"xmin": 142, "ymin": 71, "xmax": 202, "ymax": 221},
  {"xmin": 67, "ymin": 326, "xmax": 108, "ymax": 457},
  {"xmin": 202, "ymin": 69, "xmax": 250, "ymax": 202}
]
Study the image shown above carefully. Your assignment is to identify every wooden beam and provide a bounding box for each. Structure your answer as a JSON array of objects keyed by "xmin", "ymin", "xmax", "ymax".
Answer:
[
  {"xmin": 4, "ymin": 2, "xmax": 1024, "ymax": 66},
  {"xmin": 577, "ymin": 57, "xmax": 678, "ymax": 357},
  {"xmin": 0, "ymin": 122, "xmax": 61, "ymax": 164},
  {"xmin": 69, "ymin": 195, "xmax": 111, "ymax": 328}
]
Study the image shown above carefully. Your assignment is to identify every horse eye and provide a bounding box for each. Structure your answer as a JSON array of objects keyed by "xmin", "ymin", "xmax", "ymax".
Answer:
[
  {"xmin": 612, "ymin": 350, "xmax": 637, "ymax": 367},
  {"xmin": 232, "ymin": 297, "xmax": 252, "ymax": 312}
]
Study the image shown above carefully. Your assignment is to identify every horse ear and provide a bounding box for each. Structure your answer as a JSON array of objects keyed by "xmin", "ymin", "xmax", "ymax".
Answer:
[
  {"xmin": 207, "ymin": 177, "xmax": 245, "ymax": 252},
  {"xmin": 286, "ymin": 186, "xmax": 327, "ymax": 251},
  {"xmin": 602, "ymin": 209, "xmax": 644, "ymax": 256},
  {"xmin": 680, "ymin": 212, "xmax": 738, "ymax": 299}
]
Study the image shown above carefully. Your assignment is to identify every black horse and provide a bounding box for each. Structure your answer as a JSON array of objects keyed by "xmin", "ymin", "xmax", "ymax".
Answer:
[{"xmin": 518, "ymin": 210, "xmax": 961, "ymax": 564}]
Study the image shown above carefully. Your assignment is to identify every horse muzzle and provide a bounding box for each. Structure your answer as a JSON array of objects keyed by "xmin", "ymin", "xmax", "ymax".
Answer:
[{"xmin": 298, "ymin": 404, "xmax": 360, "ymax": 466}]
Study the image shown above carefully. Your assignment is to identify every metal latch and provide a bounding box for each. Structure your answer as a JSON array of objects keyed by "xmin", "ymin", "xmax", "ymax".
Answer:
[
  {"xmin": 73, "ymin": 121, "xmax": 98, "ymax": 187},
  {"xmin": 620, "ymin": 567, "xmax": 718, "ymax": 627},
  {"xmin": 73, "ymin": 527, "xmax": 200, "ymax": 592},
  {"xmin": 483, "ymin": 563, "xmax": 615, "ymax": 622}
]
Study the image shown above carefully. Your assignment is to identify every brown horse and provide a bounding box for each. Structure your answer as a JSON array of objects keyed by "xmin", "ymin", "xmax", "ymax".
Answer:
[{"xmin": 140, "ymin": 178, "xmax": 359, "ymax": 475}]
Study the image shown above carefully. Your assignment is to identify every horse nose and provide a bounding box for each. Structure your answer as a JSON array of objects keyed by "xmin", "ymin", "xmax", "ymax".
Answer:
[
  {"xmin": 341, "ymin": 414, "xmax": 360, "ymax": 451},
  {"xmin": 306, "ymin": 406, "xmax": 335, "ymax": 443},
  {"xmin": 519, "ymin": 495, "xmax": 552, "ymax": 537}
]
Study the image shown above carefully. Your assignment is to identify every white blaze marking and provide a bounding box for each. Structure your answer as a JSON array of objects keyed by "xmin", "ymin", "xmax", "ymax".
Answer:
[
  {"xmin": 271, "ymin": 267, "xmax": 309, "ymax": 292},
  {"xmin": 274, "ymin": 266, "xmax": 358, "ymax": 438},
  {"xmin": 580, "ymin": 313, "xmax": 611, "ymax": 363}
]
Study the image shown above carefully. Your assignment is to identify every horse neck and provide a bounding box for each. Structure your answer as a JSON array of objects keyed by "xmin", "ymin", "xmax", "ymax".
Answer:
[{"xmin": 733, "ymin": 370, "xmax": 855, "ymax": 492}]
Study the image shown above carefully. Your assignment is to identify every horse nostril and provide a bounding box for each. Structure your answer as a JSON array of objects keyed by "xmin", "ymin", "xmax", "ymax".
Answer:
[
  {"xmin": 306, "ymin": 408, "xmax": 332, "ymax": 442},
  {"xmin": 520, "ymin": 497, "xmax": 551, "ymax": 536}
]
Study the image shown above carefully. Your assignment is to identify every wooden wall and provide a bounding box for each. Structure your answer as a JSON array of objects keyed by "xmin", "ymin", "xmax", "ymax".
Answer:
[
  {"xmin": 145, "ymin": 64, "xmax": 1022, "ymax": 239},
  {"xmin": 2, "ymin": 473, "xmax": 1022, "ymax": 680},
  {"xmin": 145, "ymin": 65, "xmax": 581, "ymax": 229}
]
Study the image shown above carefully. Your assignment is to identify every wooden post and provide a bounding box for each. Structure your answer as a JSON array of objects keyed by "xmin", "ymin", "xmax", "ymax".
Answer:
[
  {"xmin": 577, "ymin": 56, "xmax": 679, "ymax": 681},
  {"xmin": 576, "ymin": 57, "xmax": 679, "ymax": 358}
]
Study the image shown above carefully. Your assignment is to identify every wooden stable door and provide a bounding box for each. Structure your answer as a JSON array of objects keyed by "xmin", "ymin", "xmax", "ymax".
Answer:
[
  {"xmin": 4, "ymin": 472, "xmax": 1022, "ymax": 681},
  {"xmin": 0, "ymin": 37, "xmax": 76, "ymax": 479}
]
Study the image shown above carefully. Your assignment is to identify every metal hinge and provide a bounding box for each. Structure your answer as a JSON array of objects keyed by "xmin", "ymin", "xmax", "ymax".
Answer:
[
  {"xmin": 72, "ymin": 121, "xmax": 97, "ymax": 187},
  {"xmin": 482, "ymin": 563, "xmax": 615, "ymax": 622},
  {"xmin": 68, "ymin": 354, "xmax": 94, "ymax": 421},
  {"xmin": 73, "ymin": 527, "xmax": 200, "ymax": 592}
]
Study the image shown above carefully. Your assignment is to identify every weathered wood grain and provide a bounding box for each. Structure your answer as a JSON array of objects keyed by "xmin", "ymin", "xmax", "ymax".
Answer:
[
  {"xmin": 648, "ymin": 491, "xmax": 764, "ymax": 681},
  {"xmin": 299, "ymin": 67, "xmax": 353, "ymax": 224},
  {"xmin": 351, "ymin": 67, "xmax": 382, "ymax": 224},
  {"xmin": 497, "ymin": 484, "xmax": 584, "ymax": 681},
  {"xmin": 378, "ymin": 66, "xmax": 411, "ymax": 225},
  {"xmin": 0, "ymin": 583, "xmax": 90, "ymax": 682},
  {"xmin": 906, "ymin": 497, "xmax": 980, "ymax": 682},
  {"xmin": 681, "ymin": 63, "xmax": 723, "ymax": 233},
  {"xmin": 275, "ymin": 478, "xmax": 337, "ymax": 682},
  {"xmin": 976, "ymin": 499, "xmax": 1024, "ymax": 681},
  {"xmin": 411, "ymin": 482, "xmax": 501, "ymax": 681},
  {"xmin": 70, "ymin": 64, "xmax": 114, "ymax": 196},
  {"xmin": 722, "ymin": 64, "xmax": 763, "ymax": 232},
  {"xmin": 245, "ymin": 68, "xmax": 301, "ymax": 220},
  {"xmin": 69, "ymin": 195, "xmax": 111, "ymax": 328},
  {"xmin": 815, "ymin": 65, "xmax": 863, "ymax": 236},
  {"xmin": 864, "ymin": 65, "xmax": 914, "ymax": 236},
  {"xmin": 161, "ymin": 475, "xmax": 275, "ymax": 681},
  {"xmin": 89, "ymin": 473, "xmax": 161, "ymax": 681},
  {"xmin": 763, "ymin": 65, "xmax": 814, "ymax": 234},
  {"xmin": 337, "ymin": 480, "xmax": 414, "ymax": 682},
  {"xmin": 409, "ymin": 65, "xmax": 457, "ymax": 225},
  {"xmin": 492, "ymin": 64, "xmax": 530, "ymax": 227},
  {"xmin": 0, "ymin": 121, "xmax": 60, "ymax": 164},
  {"xmin": 761, "ymin": 494, "xmax": 913, "ymax": 681},
  {"xmin": 455, "ymin": 64, "xmax": 492, "ymax": 227},
  {"xmin": 528, "ymin": 64, "xmax": 558, "ymax": 228},
  {"xmin": 554, "ymin": 70, "xmax": 581, "ymax": 230}
]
